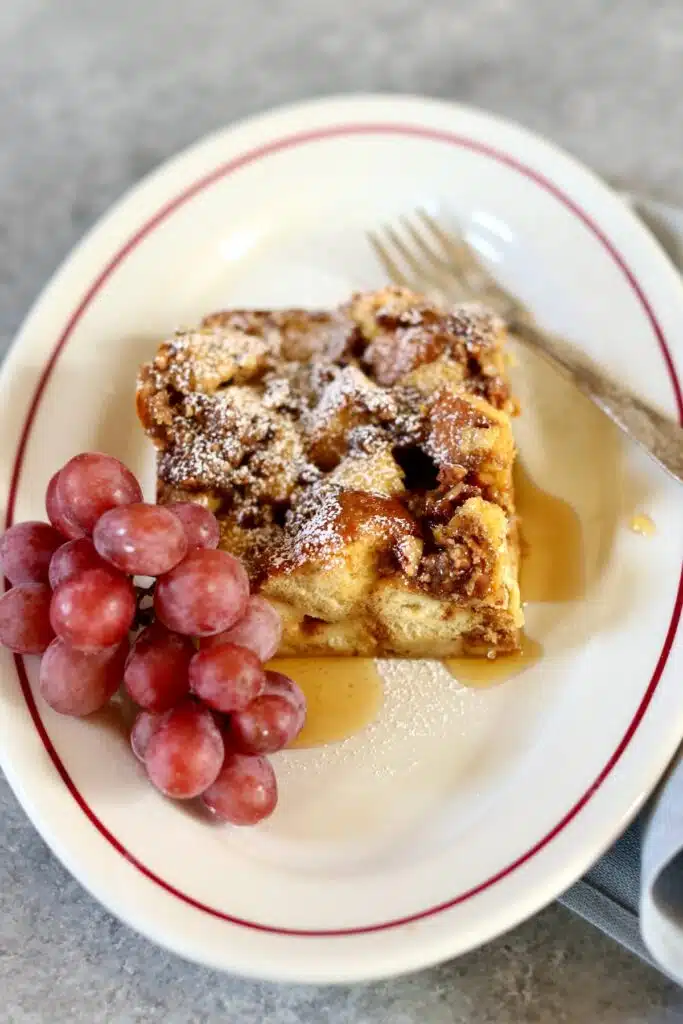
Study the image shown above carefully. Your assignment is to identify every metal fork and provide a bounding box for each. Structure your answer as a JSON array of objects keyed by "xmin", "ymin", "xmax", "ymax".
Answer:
[{"xmin": 369, "ymin": 210, "xmax": 683, "ymax": 486}]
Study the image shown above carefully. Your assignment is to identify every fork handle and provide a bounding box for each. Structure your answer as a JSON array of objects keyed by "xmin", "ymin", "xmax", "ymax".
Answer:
[{"xmin": 510, "ymin": 318, "xmax": 683, "ymax": 486}]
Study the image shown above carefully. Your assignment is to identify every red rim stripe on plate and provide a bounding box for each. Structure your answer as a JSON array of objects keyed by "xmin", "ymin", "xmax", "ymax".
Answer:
[{"xmin": 6, "ymin": 123, "xmax": 683, "ymax": 938}]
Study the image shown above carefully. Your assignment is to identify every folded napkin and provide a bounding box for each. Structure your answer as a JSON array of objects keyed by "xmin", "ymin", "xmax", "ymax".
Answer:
[
  {"xmin": 641, "ymin": 751, "xmax": 683, "ymax": 980},
  {"xmin": 559, "ymin": 195, "xmax": 683, "ymax": 981},
  {"xmin": 561, "ymin": 814, "xmax": 653, "ymax": 965}
]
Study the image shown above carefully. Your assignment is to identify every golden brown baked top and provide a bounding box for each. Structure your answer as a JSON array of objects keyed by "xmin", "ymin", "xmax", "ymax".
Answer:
[{"xmin": 137, "ymin": 288, "xmax": 518, "ymax": 616}]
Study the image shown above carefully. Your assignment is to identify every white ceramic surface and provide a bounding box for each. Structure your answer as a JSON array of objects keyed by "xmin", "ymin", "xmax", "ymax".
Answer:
[{"xmin": 0, "ymin": 95, "xmax": 682, "ymax": 984}]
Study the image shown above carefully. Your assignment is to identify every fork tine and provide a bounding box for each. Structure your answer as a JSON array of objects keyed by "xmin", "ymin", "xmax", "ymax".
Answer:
[
  {"xmin": 368, "ymin": 231, "xmax": 412, "ymax": 288},
  {"xmin": 382, "ymin": 226, "xmax": 427, "ymax": 284},
  {"xmin": 401, "ymin": 217, "xmax": 476, "ymax": 300},
  {"xmin": 370, "ymin": 224, "xmax": 471, "ymax": 301},
  {"xmin": 417, "ymin": 210, "xmax": 529, "ymax": 319},
  {"xmin": 400, "ymin": 217, "xmax": 450, "ymax": 271},
  {"xmin": 415, "ymin": 209, "xmax": 500, "ymax": 296},
  {"xmin": 417, "ymin": 209, "xmax": 474, "ymax": 265},
  {"xmin": 371, "ymin": 213, "xmax": 515, "ymax": 308}
]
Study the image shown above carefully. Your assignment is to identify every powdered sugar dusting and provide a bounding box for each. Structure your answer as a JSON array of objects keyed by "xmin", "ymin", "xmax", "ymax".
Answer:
[
  {"xmin": 304, "ymin": 365, "xmax": 397, "ymax": 436},
  {"xmin": 137, "ymin": 289, "xmax": 516, "ymax": 609},
  {"xmin": 276, "ymin": 657, "xmax": 486, "ymax": 785},
  {"xmin": 158, "ymin": 385, "xmax": 308, "ymax": 506},
  {"xmin": 274, "ymin": 484, "xmax": 346, "ymax": 566}
]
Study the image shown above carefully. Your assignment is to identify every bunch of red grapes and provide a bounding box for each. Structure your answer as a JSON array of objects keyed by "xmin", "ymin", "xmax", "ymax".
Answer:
[{"xmin": 0, "ymin": 452, "xmax": 305, "ymax": 825}]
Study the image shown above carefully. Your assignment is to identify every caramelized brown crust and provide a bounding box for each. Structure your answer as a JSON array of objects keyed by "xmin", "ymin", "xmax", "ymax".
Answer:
[{"xmin": 137, "ymin": 288, "xmax": 523, "ymax": 656}]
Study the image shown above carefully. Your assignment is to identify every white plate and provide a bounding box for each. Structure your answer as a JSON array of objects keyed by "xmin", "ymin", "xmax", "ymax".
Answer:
[{"xmin": 1, "ymin": 94, "xmax": 682, "ymax": 984}]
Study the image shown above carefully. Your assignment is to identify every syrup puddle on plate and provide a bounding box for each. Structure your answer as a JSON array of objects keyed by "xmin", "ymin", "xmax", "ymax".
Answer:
[
  {"xmin": 274, "ymin": 463, "xmax": 584, "ymax": 733},
  {"xmin": 629, "ymin": 513, "xmax": 656, "ymax": 537},
  {"xmin": 444, "ymin": 633, "xmax": 543, "ymax": 688},
  {"xmin": 514, "ymin": 460, "xmax": 585, "ymax": 603},
  {"xmin": 268, "ymin": 657, "xmax": 383, "ymax": 749}
]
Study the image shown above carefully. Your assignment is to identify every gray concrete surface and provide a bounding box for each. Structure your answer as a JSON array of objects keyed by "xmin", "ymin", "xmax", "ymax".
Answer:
[{"xmin": 2, "ymin": 1, "xmax": 683, "ymax": 1020}]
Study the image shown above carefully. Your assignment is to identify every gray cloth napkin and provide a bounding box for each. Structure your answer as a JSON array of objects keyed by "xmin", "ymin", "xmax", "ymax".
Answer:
[
  {"xmin": 642, "ymin": 752, "xmax": 683, "ymax": 980},
  {"xmin": 559, "ymin": 195, "xmax": 683, "ymax": 980},
  {"xmin": 560, "ymin": 816, "xmax": 653, "ymax": 966}
]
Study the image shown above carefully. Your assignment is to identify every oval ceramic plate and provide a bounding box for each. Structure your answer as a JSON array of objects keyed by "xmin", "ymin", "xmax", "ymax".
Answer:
[{"xmin": 1, "ymin": 95, "xmax": 682, "ymax": 984}]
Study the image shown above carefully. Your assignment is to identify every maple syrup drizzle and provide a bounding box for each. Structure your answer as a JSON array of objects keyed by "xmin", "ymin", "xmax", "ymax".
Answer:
[
  {"xmin": 268, "ymin": 658, "xmax": 383, "ymax": 749},
  {"xmin": 444, "ymin": 634, "xmax": 543, "ymax": 688},
  {"xmin": 514, "ymin": 461, "xmax": 585, "ymax": 603},
  {"xmin": 629, "ymin": 513, "xmax": 656, "ymax": 537}
]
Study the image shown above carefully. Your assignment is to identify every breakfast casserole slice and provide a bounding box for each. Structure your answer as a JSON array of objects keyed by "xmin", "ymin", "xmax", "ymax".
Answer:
[{"xmin": 137, "ymin": 287, "xmax": 523, "ymax": 657}]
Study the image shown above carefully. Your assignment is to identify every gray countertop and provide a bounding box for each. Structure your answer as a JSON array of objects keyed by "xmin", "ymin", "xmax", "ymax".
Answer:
[{"xmin": 2, "ymin": 2, "xmax": 683, "ymax": 1020}]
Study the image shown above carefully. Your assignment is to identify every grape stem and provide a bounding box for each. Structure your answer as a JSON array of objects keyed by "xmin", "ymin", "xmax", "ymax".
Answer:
[{"xmin": 134, "ymin": 581, "xmax": 156, "ymax": 630}]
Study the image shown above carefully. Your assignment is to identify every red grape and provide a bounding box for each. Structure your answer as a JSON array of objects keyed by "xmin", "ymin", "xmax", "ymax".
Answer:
[
  {"xmin": 93, "ymin": 503, "xmax": 187, "ymax": 576},
  {"xmin": 264, "ymin": 669, "xmax": 306, "ymax": 715},
  {"xmin": 166, "ymin": 502, "xmax": 219, "ymax": 550},
  {"xmin": 189, "ymin": 643, "xmax": 265, "ymax": 713},
  {"xmin": 124, "ymin": 622, "xmax": 193, "ymax": 711},
  {"xmin": 230, "ymin": 692, "xmax": 304, "ymax": 754},
  {"xmin": 50, "ymin": 568, "xmax": 136, "ymax": 650},
  {"xmin": 145, "ymin": 701, "xmax": 224, "ymax": 798},
  {"xmin": 130, "ymin": 709, "xmax": 170, "ymax": 761},
  {"xmin": 200, "ymin": 596, "xmax": 282, "ymax": 662},
  {"xmin": 0, "ymin": 583, "xmax": 54, "ymax": 654},
  {"xmin": 45, "ymin": 470, "xmax": 85, "ymax": 540},
  {"xmin": 154, "ymin": 548, "xmax": 249, "ymax": 636},
  {"xmin": 48, "ymin": 538, "xmax": 109, "ymax": 589},
  {"xmin": 0, "ymin": 521, "xmax": 64, "ymax": 585},
  {"xmin": 57, "ymin": 453, "xmax": 142, "ymax": 533},
  {"xmin": 202, "ymin": 752, "xmax": 277, "ymax": 825},
  {"xmin": 39, "ymin": 639, "xmax": 127, "ymax": 716}
]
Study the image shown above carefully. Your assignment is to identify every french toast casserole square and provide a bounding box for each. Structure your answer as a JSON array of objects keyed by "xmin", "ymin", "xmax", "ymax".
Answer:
[{"xmin": 137, "ymin": 287, "xmax": 523, "ymax": 657}]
